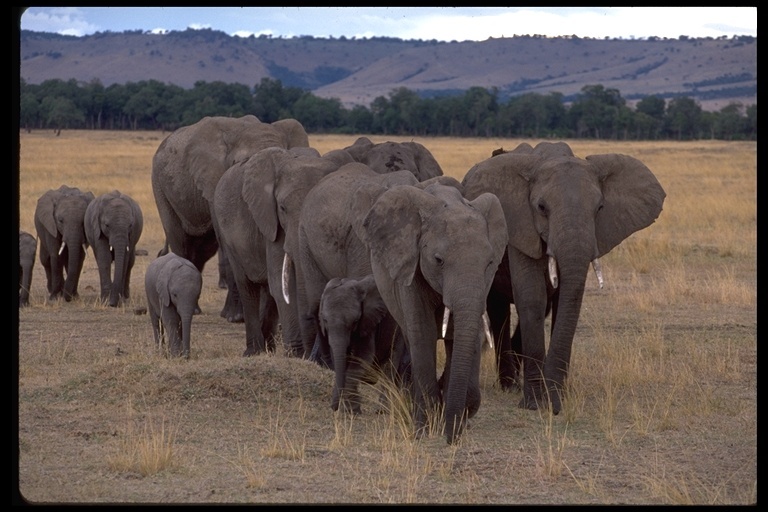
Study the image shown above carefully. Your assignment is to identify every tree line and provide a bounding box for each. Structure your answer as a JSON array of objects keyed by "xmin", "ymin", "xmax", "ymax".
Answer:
[{"xmin": 19, "ymin": 77, "xmax": 756, "ymax": 140}]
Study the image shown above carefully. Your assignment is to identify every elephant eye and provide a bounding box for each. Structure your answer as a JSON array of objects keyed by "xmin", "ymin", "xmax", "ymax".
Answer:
[
  {"xmin": 435, "ymin": 254, "xmax": 444, "ymax": 267},
  {"xmin": 537, "ymin": 200, "xmax": 548, "ymax": 217},
  {"xmin": 596, "ymin": 202, "xmax": 604, "ymax": 214}
]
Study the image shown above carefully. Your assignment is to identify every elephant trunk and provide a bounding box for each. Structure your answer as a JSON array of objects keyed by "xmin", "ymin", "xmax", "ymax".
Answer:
[
  {"xmin": 329, "ymin": 329, "xmax": 350, "ymax": 412},
  {"xmin": 179, "ymin": 308, "xmax": 194, "ymax": 359},
  {"xmin": 545, "ymin": 259, "xmax": 589, "ymax": 414},
  {"xmin": 109, "ymin": 238, "xmax": 129, "ymax": 307},
  {"xmin": 62, "ymin": 236, "xmax": 86, "ymax": 301},
  {"xmin": 443, "ymin": 302, "xmax": 483, "ymax": 445}
]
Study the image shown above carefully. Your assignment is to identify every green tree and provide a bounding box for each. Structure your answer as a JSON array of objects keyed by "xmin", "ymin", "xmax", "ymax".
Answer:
[
  {"xmin": 665, "ymin": 97, "xmax": 702, "ymax": 140},
  {"xmin": 41, "ymin": 96, "xmax": 84, "ymax": 135}
]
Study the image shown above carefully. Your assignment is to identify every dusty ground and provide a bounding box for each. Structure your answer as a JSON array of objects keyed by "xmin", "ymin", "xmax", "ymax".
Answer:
[{"xmin": 16, "ymin": 245, "xmax": 756, "ymax": 505}]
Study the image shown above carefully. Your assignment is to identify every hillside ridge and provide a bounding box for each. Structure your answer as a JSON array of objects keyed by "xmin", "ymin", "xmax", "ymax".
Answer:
[{"xmin": 19, "ymin": 29, "xmax": 757, "ymax": 111}]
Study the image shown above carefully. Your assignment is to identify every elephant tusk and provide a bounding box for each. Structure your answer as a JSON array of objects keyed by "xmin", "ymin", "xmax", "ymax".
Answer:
[
  {"xmin": 58, "ymin": 241, "xmax": 65, "ymax": 256},
  {"xmin": 592, "ymin": 258, "xmax": 604, "ymax": 289},
  {"xmin": 482, "ymin": 311, "xmax": 494, "ymax": 350},
  {"xmin": 282, "ymin": 253, "xmax": 292, "ymax": 304},
  {"xmin": 548, "ymin": 255, "xmax": 558, "ymax": 289},
  {"xmin": 442, "ymin": 307, "xmax": 450, "ymax": 338}
]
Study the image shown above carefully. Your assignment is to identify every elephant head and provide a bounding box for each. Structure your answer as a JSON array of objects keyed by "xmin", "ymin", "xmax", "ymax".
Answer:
[
  {"xmin": 343, "ymin": 137, "xmax": 444, "ymax": 181},
  {"xmin": 356, "ymin": 182, "xmax": 508, "ymax": 444},
  {"xmin": 33, "ymin": 185, "xmax": 94, "ymax": 301},
  {"xmin": 319, "ymin": 274, "xmax": 391, "ymax": 414},
  {"xmin": 19, "ymin": 230, "xmax": 37, "ymax": 307},
  {"xmin": 462, "ymin": 141, "xmax": 666, "ymax": 414},
  {"xmin": 145, "ymin": 252, "xmax": 202, "ymax": 359},
  {"xmin": 85, "ymin": 190, "xmax": 144, "ymax": 307}
]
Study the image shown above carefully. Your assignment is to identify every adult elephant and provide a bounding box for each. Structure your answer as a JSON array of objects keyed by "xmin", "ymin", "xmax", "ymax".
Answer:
[
  {"xmin": 85, "ymin": 190, "xmax": 144, "ymax": 307},
  {"xmin": 33, "ymin": 185, "xmax": 95, "ymax": 302},
  {"xmin": 213, "ymin": 146, "xmax": 354, "ymax": 356},
  {"xmin": 19, "ymin": 230, "xmax": 37, "ymax": 307},
  {"xmin": 353, "ymin": 182, "xmax": 507, "ymax": 444},
  {"xmin": 151, "ymin": 115, "xmax": 309, "ymax": 322},
  {"xmin": 343, "ymin": 137, "xmax": 444, "ymax": 180},
  {"xmin": 461, "ymin": 141, "xmax": 666, "ymax": 415},
  {"xmin": 297, "ymin": 163, "xmax": 427, "ymax": 365}
]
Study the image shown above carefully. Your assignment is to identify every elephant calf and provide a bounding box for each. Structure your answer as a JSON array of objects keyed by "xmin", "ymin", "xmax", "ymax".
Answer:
[
  {"xmin": 19, "ymin": 230, "xmax": 37, "ymax": 307},
  {"xmin": 319, "ymin": 275, "xmax": 410, "ymax": 415},
  {"xmin": 145, "ymin": 252, "xmax": 202, "ymax": 359}
]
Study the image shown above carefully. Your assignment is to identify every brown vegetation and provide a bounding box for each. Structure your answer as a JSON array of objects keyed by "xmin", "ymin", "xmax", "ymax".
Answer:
[{"xmin": 17, "ymin": 130, "xmax": 755, "ymax": 504}]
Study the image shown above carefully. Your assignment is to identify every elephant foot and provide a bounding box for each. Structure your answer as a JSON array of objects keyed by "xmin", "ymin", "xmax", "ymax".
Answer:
[
  {"xmin": 517, "ymin": 395, "xmax": 540, "ymax": 411},
  {"xmin": 242, "ymin": 347, "xmax": 257, "ymax": 357},
  {"xmin": 499, "ymin": 378, "xmax": 522, "ymax": 393},
  {"xmin": 221, "ymin": 310, "xmax": 244, "ymax": 323}
]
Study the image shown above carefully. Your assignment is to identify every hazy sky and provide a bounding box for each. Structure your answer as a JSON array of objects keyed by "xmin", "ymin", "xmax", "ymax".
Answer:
[{"xmin": 19, "ymin": 7, "xmax": 757, "ymax": 41}]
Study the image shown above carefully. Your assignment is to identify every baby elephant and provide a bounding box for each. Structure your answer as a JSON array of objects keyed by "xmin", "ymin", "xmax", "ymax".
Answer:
[
  {"xmin": 145, "ymin": 252, "xmax": 203, "ymax": 359},
  {"xmin": 319, "ymin": 274, "xmax": 410, "ymax": 414},
  {"xmin": 19, "ymin": 230, "xmax": 37, "ymax": 307}
]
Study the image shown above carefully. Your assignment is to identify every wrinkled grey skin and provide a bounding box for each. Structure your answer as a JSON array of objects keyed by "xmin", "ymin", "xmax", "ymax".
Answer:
[
  {"xmin": 354, "ymin": 182, "xmax": 507, "ymax": 445},
  {"xmin": 343, "ymin": 137, "xmax": 444, "ymax": 181},
  {"xmin": 85, "ymin": 190, "xmax": 144, "ymax": 307},
  {"xmin": 319, "ymin": 274, "xmax": 410, "ymax": 415},
  {"xmin": 297, "ymin": 163, "xmax": 460, "ymax": 367},
  {"xmin": 213, "ymin": 146, "xmax": 354, "ymax": 357},
  {"xmin": 145, "ymin": 252, "xmax": 202, "ymax": 359},
  {"xmin": 19, "ymin": 230, "xmax": 37, "ymax": 307},
  {"xmin": 151, "ymin": 115, "xmax": 310, "ymax": 322},
  {"xmin": 33, "ymin": 185, "xmax": 94, "ymax": 302},
  {"xmin": 462, "ymin": 141, "xmax": 666, "ymax": 415}
]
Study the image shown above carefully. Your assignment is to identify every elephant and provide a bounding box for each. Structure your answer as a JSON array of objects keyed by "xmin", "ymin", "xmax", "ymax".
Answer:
[
  {"xmin": 33, "ymin": 185, "xmax": 95, "ymax": 302},
  {"xmin": 319, "ymin": 274, "xmax": 410, "ymax": 415},
  {"xmin": 352, "ymin": 181, "xmax": 508, "ymax": 444},
  {"xmin": 297, "ymin": 163, "xmax": 433, "ymax": 366},
  {"xmin": 19, "ymin": 230, "xmax": 37, "ymax": 307},
  {"xmin": 145, "ymin": 252, "xmax": 203, "ymax": 359},
  {"xmin": 343, "ymin": 137, "xmax": 444, "ymax": 181},
  {"xmin": 213, "ymin": 145, "xmax": 355, "ymax": 357},
  {"xmin": 461, "ymin": 141, "xmax": 666, "ymax": 415},
  {"xmin": 151, "ymin": 115, "xmax": 310, "ymax": 322},
  {"xmin": 85, "ymin": 190, "xmax": 144, "ymax": 307}
]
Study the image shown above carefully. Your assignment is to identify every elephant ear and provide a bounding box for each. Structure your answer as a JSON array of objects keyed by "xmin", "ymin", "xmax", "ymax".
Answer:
[
  {"xmin": 242, "ymin": 148, "xmax": 284, "ymax": 242},
  {"xmin": 319, "ymin": 277, "xmax": 345, "ymax": 337},
  {"xmin": 127, "ymin": 196, "xmax": 144, "ymax": 246},
  {"xmin": 403, "ymin": 141, "xmax": 444, "ymax": 180},
  {"xmin": 350, "ymin": 182, "xmax": 389, "ymax": 244},
  {"xmin": 467, "ymin": 192, "xmax": 509, "ymax": 262},
  {"xmin": 362, "ymin": 185, "xmax": 442, "ymax": 286},
  {"xmin": 343, "ymin": 137, "xmax": 374, "ymax": 162},
  {"xmin": 586, "ymin": 154, "xmax": 667, "ymax": 256},
  {"xmin": 272, "ymin": 118, "xmax": 310, "ymax": 149},
  {"xmin": 84, "ymin": 195, "xmax": 105, "ymax": 246},
  {"xmin": 35, "ymin": 190, "xmax": 58, "ymax": 237},
  {"xmin": 359, "ymin": 277, "xmax": 388, "ymax": 339},
  {"xmin": 463, "ymin": 153, "xmax": 544, "ymax": 259}
]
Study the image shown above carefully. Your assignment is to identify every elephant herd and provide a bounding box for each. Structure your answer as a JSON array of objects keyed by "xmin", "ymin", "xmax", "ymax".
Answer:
[{"xmin": 20, "ymin": 115, "xmax": 666, "ymax": 445}]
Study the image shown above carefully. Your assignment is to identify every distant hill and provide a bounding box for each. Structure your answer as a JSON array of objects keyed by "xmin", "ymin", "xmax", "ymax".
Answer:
[{"xmin": 19, "ymin": 29, "xmax": 757, "ymax": 112}]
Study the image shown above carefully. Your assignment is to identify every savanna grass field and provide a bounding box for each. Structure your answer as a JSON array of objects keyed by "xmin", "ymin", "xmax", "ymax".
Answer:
[{"xmin": 16, "ymin": 130, "xmax": 756, "ymax": 504}]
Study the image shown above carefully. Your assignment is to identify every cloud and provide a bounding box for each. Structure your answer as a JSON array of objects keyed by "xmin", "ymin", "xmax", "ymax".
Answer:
[{"xmin": 21, "ymin": 7, "xmax": 97, "ymax": 37}]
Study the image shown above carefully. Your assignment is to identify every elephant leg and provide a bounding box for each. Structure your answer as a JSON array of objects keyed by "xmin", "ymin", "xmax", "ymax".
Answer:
[
  {"xmin": 258, "ymin": 287, "xmax": 279, "ymax": 353},
  {"xmin": 517, "ymin": 303, "xmax": 548, "ymax": 410},
  {"xmin": 149, "ymin": 308, "xmax": 163, "ymax": 351},
  {"xmin": 93, "ymin": 243, "xmax": 114, "ymax": 303},
  {"xmin": 123, "ymin": 250, "xmax": 136, "ymax": 299},
  {"xmin": 219, "ymin": 246, "xmax": 244, "ymax": 324},
  {"xmin": 233, "ymin": 271, "xmax": 269, "ymax": 357},
  {"xmin": 487, "ymin": 291, "xmax": 519, "ymax": 391},
  {"xmin": 161, "ymin": 307, "xmax": 182, "ymax": 357}
]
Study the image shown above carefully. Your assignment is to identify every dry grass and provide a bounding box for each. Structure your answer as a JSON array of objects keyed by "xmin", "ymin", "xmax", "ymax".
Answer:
[{"xmin": 17, "ymin": 130, "xmax": 755, "ymax": 504}]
